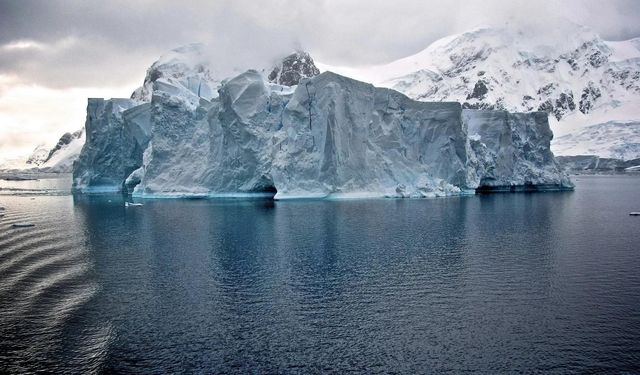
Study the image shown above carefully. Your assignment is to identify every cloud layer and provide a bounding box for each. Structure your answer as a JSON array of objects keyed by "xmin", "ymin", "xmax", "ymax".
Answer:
[{"xmin": 2, "ymin": 0, "xmax": 640, "ymax": 89}]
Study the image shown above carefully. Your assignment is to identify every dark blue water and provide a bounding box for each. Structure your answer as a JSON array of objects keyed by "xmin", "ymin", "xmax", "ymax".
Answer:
[{"xmin": 1, "ymin": 175, "xmax": 639, "ymax": 373}]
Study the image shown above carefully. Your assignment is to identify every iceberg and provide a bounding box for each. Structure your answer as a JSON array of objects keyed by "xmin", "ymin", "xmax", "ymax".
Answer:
[{"xmin": 73, "ymin": 66, "xmax": 573, "ymax": 198}]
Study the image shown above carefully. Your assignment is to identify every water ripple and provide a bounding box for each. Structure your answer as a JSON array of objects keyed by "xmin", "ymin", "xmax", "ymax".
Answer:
[{"xmin": 0, "ymin": 195, "xmax": 102, "ymax": 374}]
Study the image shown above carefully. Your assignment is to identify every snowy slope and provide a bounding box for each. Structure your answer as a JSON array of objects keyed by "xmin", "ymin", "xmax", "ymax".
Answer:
[
  {"xmin": 1, "ymin": 129, "xmax": 84, "ymax": 172},
  {"xmin": 25, "ymin": 144, "xmax": 49, "ymax": 166},
  {"xmin": 318, "ymin": 23, "xmax": 640, "ymax": 158},
  {"xmin": 38, "ymin": 130, "xmax": 85, "ymax": 172}
]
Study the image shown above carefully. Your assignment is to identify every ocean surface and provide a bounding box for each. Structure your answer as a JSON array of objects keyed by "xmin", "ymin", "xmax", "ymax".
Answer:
[{"xmin": 0, "ymin": 174, "xmax": 639, "ymax": 373}]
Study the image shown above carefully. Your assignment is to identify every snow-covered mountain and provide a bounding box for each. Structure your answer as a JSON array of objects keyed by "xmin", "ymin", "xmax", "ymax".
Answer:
[
  {"xmin": 38, "ymin": 129, "xmax": 85, "ymax": 172},
  {"xmin": 0, "ymin": 129, "xmax": 84, "ymax": 172},
  {"xmin": 319, "ymin": 22, "xmax": 640, "ymax": 159}
]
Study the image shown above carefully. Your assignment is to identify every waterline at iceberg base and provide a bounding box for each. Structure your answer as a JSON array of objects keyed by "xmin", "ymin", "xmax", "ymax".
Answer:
[{"xmin": 72, "ymin": 70, "xmax": 573, "ymax": 199}]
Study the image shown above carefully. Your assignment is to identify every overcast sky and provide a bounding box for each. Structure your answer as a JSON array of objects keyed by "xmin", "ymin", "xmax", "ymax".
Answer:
[{"xmin": 1, "ymin": 0, "xmax": 640, "ymax": 160}]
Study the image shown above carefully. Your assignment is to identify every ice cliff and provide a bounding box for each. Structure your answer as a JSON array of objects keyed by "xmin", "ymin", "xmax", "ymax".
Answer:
[{"xmin": 73, "ymin": 66, "xmax": 572, "ymax": 198}]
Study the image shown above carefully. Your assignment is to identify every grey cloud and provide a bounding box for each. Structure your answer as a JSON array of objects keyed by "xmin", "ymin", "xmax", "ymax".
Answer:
[
  {"xmin": 0, "ymin": 36, "xmax": 154, "ymax": 88},
  {"xmin": 0, "ymin": 0, "xmax": 639, "ymax": 89}
]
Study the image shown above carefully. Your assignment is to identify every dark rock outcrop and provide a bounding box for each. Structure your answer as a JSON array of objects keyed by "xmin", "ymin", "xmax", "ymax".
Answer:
[{"xmin": 268, "ymin": 51, "xmax": 320, "ymax": 86}]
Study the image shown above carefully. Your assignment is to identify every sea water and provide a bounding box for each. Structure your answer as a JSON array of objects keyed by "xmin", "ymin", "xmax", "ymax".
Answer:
[{"xmin": 0, "ymin": 175, "xmax": 639, "ymax": 373}]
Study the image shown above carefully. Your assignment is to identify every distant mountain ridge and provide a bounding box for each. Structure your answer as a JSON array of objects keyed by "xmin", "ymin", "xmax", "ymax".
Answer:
[{"xmin": 556, "ymin": 155, "xmax": 640, "ymax": 173}]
